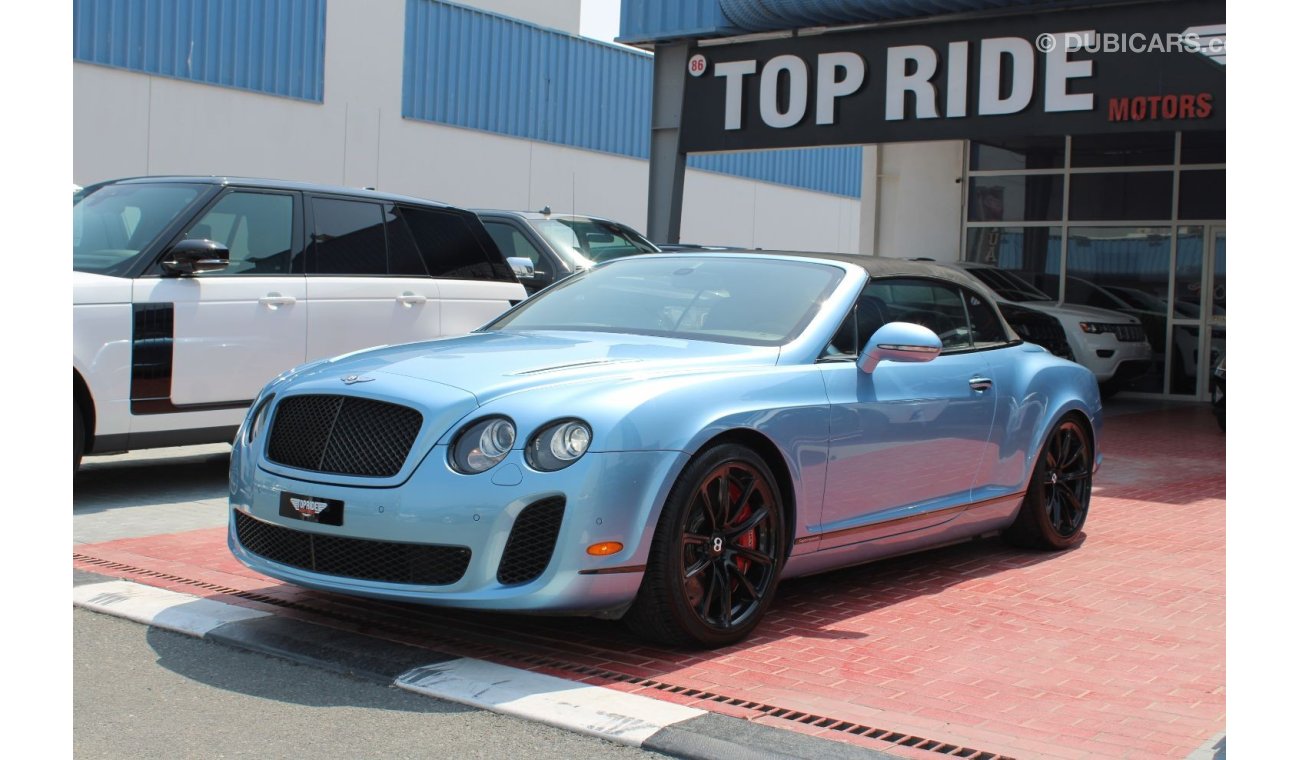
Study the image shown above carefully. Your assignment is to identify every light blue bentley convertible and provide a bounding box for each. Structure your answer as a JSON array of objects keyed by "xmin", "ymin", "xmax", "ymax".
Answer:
[{"xmin": 228, "ymin": 253, "xmax": 1100, "ymax": 647}]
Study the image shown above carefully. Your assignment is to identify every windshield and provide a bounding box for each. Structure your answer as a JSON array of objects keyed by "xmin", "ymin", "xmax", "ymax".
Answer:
[
  {"xmin": 1104, "ymin": 286, "xmax": 1167, "ymax": 312},
  {"xmin": 485, "ymin": 257, "xmax": 844, "ymax": 346},
  {"xmin": 74, "ymin": 183, "xmax": 207, "ymax": 275},
  {"xmin": 530, "ymin": 217, "xmax": 659, "ymax": 267},
  {"xmin": 966, "ymin": 267, "xmax": 1053, "ymax": 302}
]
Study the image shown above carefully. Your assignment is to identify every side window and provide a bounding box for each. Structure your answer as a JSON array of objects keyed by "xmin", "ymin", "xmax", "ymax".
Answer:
[
  {"xmin": 398, "ymin": 206, "xmax": 502, "ymax": 280},
  {"xmin": 312, "ymin": 197, "xmax": 386, "ymax": 275},
  {"xmin": 964, "ymin": 288, "xmax": 1011, "ymax": 347},
  {"xmin": 869, "ymin": 278, "xmax": 973, "ymax": 351},
  {"xmin": 185, "ymin": 190, "xmax": 293, "ymax": 276},
  {"xmin": 383, "ymin": 204, "xmax": 430, "ymax": 276},
  {"xmin": 483, "ymin": 221, "xmax": 545, "ymax": 268},
  {"xmin": 821, "ymin": 289, "xmax": 892, "ymax": 358}
]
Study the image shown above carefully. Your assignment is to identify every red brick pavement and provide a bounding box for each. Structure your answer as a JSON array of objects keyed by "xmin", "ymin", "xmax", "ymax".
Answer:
[{"xmin": 75, "ymin": 406, "xmax": 1225, "ymax": 759}]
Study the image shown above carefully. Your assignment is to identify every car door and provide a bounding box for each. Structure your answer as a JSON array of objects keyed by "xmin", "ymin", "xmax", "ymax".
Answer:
[
  {"xmin": 398, "ymin": 205, "xmax": 528, "ymax": 335},
  {"xmin": 304, "ymin": 195, "xmax": 442, "ymax": 360},
  {"xmin": 130, "ymin": 187, "xmax": 307, "ymax": 411},
  {"xmin": 817, "ymin": 278, "xmax": 998, "ymax": 549}
]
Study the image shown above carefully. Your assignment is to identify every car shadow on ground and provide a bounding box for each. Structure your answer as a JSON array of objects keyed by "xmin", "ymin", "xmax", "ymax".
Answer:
[
  {"xmin": 74, "ymin": 446, "xmax": 231, "ymax": 514},
  {"xmin": 224, "ymin": 532, "xmax": 1082, "ymax": 673},
  {"xmin": 137, "ymin": 625, "xmax": 474, "ymax": 713}
]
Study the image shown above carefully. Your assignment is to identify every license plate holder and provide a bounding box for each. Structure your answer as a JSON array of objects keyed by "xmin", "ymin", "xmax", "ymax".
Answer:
[{"xmin": 279, "ymin": 491, "xmax": 344, "ymax": 526}]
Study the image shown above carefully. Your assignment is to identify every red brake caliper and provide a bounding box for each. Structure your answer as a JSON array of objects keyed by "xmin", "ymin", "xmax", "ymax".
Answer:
[{"xmin": 731, "ymin": 482, "xmax": 756, "ymax": 575}]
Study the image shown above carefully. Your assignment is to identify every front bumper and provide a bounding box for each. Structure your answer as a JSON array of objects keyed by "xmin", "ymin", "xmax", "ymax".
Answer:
[
  {"xmin": 1069, "ymin": 331, "xmax": 1152, "ymax": 382},
  {"xmin": 228, "ymin": 441, "xmax": 689, "ymax": 615}
]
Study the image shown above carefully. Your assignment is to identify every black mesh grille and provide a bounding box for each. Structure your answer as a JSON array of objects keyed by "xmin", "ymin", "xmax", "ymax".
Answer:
[
  {"xmin": 234, "ymin": 511, "xmax": 470, "ymax": 586},
  {"xmin": 1114, "ymin": 324, "xmax": 1145, "ymax": 342},
  {"xmin": 497, "ymin": 498, "xmax": 565, "ymax": 586},
  {"xmin": 267, "ymin": 395, "xmax": 423, "ymax": 477},
  {"xmin": 1000, "ymin": 305, "xmax": 1074, "ymax": 360}
]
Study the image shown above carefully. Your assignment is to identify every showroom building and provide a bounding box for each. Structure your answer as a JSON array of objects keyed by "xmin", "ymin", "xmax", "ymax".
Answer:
[
  {"xmin": 623, "ymin": 0, "xmax": 1225, "ymax": 401},
  {"xmin": 73, "ymin": 0, "xmax": 1225, "ymax": 402}
]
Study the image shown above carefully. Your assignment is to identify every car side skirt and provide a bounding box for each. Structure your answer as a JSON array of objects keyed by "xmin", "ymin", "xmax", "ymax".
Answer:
[
  {"xmin": 781, "ymin": 491, "xmax": 1024, "ymax": 580},
  {"xmin": 91, "ymin": 425, "xmax": 239, "ymax": 455}
]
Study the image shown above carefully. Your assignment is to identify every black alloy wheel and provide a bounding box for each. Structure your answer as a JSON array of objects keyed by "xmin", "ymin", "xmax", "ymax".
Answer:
[
  {"xmin": 1006, "ymin": 416, "xmax": 1093, "ymax": 550},
  {"xmin": 680, "ymin": 460, "xmax": 780, "ymax": 632},
  {"xmin": 625, "ymin": 444, "xmax": 785, "ymax": 647}
]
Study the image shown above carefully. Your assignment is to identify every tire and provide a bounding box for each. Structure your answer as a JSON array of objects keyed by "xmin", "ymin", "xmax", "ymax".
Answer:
[
  {"xmin": 74, "ymin": 399, "xmax": 85, "ymax": 474},
  {"xmin": 624, "ymin": 444, "xmax": 785, "ymax": 648},
  {"xmin": 1005, "ymin": 415, "xmax": 1093, "ymax": 551}
]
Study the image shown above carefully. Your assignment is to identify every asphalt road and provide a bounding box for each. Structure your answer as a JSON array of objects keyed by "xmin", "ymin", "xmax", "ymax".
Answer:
[{"xmin": 74, "ymin": 607, "xmax": 657, "ymax": 759}]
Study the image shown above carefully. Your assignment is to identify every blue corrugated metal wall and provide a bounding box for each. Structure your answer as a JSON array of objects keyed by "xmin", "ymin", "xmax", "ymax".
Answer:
[
  {"xmin": 403, "ymin": 0, "xmax": 861, "ymax": 198},
  {"xmin": 689, "ymin": 148, "xmax": 861, "ymax": 198},
  {"xmin": 73, "ymin": 0, "xmax": 327, "ymax": 102},
  {"xmin": 618, "ymin": 0, "xmax": 735, "ymax": 45},
  {"xmin": 620, "ymin": 0, "xmax": 1057, "ymax": 43}
]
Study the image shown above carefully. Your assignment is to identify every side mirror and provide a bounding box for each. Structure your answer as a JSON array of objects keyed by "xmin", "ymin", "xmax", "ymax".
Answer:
[
  {"xmin": 162, "ymin": 239, "xmax": 230, "ymax": 276},
  {"xmin": 506, "ymin": 256, "xmax": 535, "ymax": 279},
  {"xmin": 858, "ymin": 321, "xmax": 942, "ymax": 374}
]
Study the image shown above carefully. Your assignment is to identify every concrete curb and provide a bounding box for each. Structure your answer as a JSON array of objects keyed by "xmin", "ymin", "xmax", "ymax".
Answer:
[{"xmin": 74, "ymin": 576, "xmax": 890, "ymax": 760}]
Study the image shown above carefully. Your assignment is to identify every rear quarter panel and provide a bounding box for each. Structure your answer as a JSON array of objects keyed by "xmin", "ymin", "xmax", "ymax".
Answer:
[{"xmin": 973, "ymin": 342, "xmax": 1102, "ymax": 505}]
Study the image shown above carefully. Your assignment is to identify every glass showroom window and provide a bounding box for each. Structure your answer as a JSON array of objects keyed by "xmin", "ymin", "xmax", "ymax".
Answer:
[{"xmin": 963, "ymin": 131, "xmax": 1225, "ymax": 398}]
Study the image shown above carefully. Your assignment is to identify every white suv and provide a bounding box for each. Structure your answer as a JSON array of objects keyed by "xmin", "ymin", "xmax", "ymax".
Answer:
[
  {"xmin": 74, "ymin": 177, "xmax": 526, "ymax": 470},
  {"xmin": 952, "ymin": 263, "xmax": 1153, "ymax": 397}
]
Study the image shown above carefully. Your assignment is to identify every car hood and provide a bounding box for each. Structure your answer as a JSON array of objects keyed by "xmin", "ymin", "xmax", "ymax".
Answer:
[
  {"xmin": 1008, "ymin": 300, "xmax": 1140, "ymax": 325},
  {"xmin": 288, "ymin": 330, "xmax": 780, "ymax": 406},
  {"xmin": 73, "ymin": 270, "xmax": 131, "ymax": 305}
]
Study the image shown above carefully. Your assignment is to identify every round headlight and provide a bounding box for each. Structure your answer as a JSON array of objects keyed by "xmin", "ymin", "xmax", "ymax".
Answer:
[
  {"xmin": 451, "ymin": 417, "xmax": 516, "ymax": 474},
  {"xmin": 528, "ymin": 419, "xmax": 592, "ymax": 471}
]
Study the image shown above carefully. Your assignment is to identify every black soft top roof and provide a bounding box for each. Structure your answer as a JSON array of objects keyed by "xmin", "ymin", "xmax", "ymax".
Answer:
[{"xmin": 683, "ymin": 250, "xmax": 991, "ymax": 289}]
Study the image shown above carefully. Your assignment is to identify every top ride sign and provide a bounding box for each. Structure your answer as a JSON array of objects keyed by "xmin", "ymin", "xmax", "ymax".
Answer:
[{"xmin": 678, "ymin": 0, "xmax": 1225, "ymax": 153}]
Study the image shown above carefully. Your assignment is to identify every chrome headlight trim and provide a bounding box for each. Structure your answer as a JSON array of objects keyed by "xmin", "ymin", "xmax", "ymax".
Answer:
[
  {"xmin": 526, "ymin": 419, "xmax": 592, "ymax": 472},
  {"xmin": 244, "ymin": 393, "xmax": 276, "ymax": 445},
  {"xmin": 450, "ymin": 416, "xmax": 517, "ymax": 474}
]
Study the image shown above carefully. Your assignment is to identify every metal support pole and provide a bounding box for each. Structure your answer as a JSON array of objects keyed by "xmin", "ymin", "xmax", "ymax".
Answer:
[{"xmin": 647, "ymin": 42, "xmax": 690, "ymax": 245}]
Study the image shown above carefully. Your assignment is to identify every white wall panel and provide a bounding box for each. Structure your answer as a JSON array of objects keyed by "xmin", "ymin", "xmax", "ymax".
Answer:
[
  {"xmin": 469, "ymin": 0, "xmax": 581, "ymax": 33},
  {"xmin": 861, "ymin": 140, "xmax": 964, "ymax": 262}
]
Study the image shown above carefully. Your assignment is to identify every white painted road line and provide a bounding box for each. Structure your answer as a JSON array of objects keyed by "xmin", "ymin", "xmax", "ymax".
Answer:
[
  {"xmin": 73, "ymin": 580, "xmax": 270, "ymax": 637},
  {"xmin": 396, "ymin": 657, "xmax": 706, "ymax": 747}
]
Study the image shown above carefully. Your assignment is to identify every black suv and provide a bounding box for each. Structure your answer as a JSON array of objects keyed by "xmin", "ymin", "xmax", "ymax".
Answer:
[{"xmin": 474, "ymin": 209, "xmax": 660, "ymax": 294}]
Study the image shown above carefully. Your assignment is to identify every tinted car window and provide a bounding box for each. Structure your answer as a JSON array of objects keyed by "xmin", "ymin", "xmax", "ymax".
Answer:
[
  {"xmin": 869, "ymin": 278, "xmax": 973, "ymax": 350},
  {"xmin": 383, "ymin": 204, "xmax": 431, "ymax": 276},
  {"xmin": 74, "ymin": 183, "xmax": 206, "ymax": 275},
  {"xmin": 312, "ymin": 197, "xmax": 386, "ymax": 275},
  {"xmin": 483, "ymin": 221, "xmax": 545, "ymax": 267},
  {"xmin": 400, "ymin": 206, "xmax": 508, "ymax": 280},
  {"xmin": 964, "ymin": 289, "xmax": 1009, "ymax": 347},
  {"xmin": 186, "ymin": 190, "xmax": 294, "ymax": 276}
]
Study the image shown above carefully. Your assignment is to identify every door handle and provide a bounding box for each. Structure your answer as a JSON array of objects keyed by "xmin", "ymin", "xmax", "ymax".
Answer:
[
  {"xmin": 397, "ymin": 292, "xmax": 427, "ymax": 306},
  {"xmin": 969, "ymin": 376, "xmax": 993, "ymax": 392},
  {"xmin": 259, "ymin": 293, "xmax": 296, "ymax": 309}
]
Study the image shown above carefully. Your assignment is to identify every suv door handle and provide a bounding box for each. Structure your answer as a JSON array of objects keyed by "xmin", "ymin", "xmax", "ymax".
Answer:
[
  {"xmin": 397, "ymin": 292, "xmax": 427, "ymax": 306},
  {"xmin": 969, "ymin": 376, "xmax": 993, "ymax": 392},
  {"xmin": 259, "ymin": 293, "xmax": 297, "ymax": 309}
]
